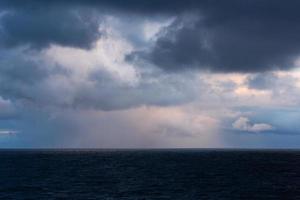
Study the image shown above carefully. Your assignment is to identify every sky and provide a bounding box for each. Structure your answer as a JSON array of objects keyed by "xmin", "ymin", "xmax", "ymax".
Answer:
[{"xmin": 1, "ymin": 0, "xmax": 300, "ymax": 148}]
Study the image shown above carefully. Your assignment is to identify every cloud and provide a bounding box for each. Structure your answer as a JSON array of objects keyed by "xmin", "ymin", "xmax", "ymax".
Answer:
[
  {"xmin": 1, "ymin": 1, "xmax": 300, "ymax": 148},
  {"xmin": 2, "ymin": 1, "xmax": 300, "ymax": 73},
  {"xmin": 0, "ymin": 129, "xmax": 18, "ymax": 135},
  {"xmin": 247, "ymin": 71, "xmax": 300, "ymax": 106},
  {"xmin": 0, "ymin": 2, "xmax": 101, "ymax": 49},
  {"xmin": 0, "ymin": 0, "xmax": 184, "ymax": 50},
  {"xmin": 0, "ymin": 97, "xmax": 16, "ymax": 119},
  {"xmin": 130, "ymin": 1, "xmax": 300, "ymax": 72},
  {"xmin": 0, "ymin": 28, "xmax": 200, "ymax": 111},
  {"xmin": 0, "ymin": 48, "xmax": 67, "ymax": 106},
  {"xmin": 247, "ymin": 73, "xmax": 278, "ymax": 90},
  {"xmin": 232, "ymin": 117, "xmax": 274, "ymax": 133}
]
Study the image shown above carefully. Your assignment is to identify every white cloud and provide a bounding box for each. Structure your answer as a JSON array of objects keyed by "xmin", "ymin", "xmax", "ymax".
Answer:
[
  {"xmin": 232, "ymin": 117, "xmax": 274, "ymax": 133},
  {"xmin": 43, "ymin": 26, "xmax": 139, "ymax": 85},
  {"xmin": 0, "ymin": 129, "xmax": 19, "ymax": 135},
  {"xmin": 143, "ymin": 18, "xmax": 175, "ymax": 41}
]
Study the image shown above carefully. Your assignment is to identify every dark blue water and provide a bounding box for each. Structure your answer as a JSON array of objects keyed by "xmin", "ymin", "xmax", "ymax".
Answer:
[{"xmin": 0, "ymin": 149, "xmax": 300, "ymax": 200}]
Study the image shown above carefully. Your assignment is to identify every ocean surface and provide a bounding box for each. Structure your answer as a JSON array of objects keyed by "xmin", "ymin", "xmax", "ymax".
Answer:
[{"xmin": 0, "ymin": 149, "xmax": 299, "ymax": 200}]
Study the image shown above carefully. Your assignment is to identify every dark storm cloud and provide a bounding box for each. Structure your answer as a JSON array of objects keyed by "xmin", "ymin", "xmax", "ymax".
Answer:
[
  {"xmin": 0, "ymin": 0, "xmax": 190, "ymax": 49},
  {"xmin": 0, "ymin": 0, "xmax": 200, "ymax": 14},
  {"xmin": 0, "ymin": 1, "xmax": 101, "ymax": 49},
  {"xmin": 2, "ymin": 0, "xmax": 300, "ymax": 72},
  {"xmin": 131, "ymin": 0, "xmax": 300, "ymax": 72}
]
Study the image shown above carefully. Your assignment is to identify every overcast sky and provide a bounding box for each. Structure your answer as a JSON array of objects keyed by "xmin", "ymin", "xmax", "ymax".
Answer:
[{"xmin": 1, "ymin": 0, "xmax": 300, "ymax": 148}]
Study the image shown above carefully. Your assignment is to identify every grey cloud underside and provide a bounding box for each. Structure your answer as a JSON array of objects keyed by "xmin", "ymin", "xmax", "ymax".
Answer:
[
  {"xmin": 74, "ymin": 70, "xmax": 197, "ymax": 110},
  {"xmin": 247, "ymin": 72, "xmax": 300, "ymax": 105},
  {"xmin": 0, "ymin": 50, "xmax": 197, "ymax": 110},
  {"xmin": 77, "ymin": 72, "xmax": 197, "ymax": 110},
  {"xmin": 0, "ymin": 48, "xmax": 72, "ymax": 101},
  {"xmin": 247, "ymin": 73, "xmax": 278, "ymax": 90}
]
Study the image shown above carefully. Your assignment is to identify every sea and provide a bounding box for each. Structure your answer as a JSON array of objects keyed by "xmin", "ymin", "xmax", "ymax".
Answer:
[{"xmin": 0, "ymin": 149, "xmax": 299, "ymax": 200}]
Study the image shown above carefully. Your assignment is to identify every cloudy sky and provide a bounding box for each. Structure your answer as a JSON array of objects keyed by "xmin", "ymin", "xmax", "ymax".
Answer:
[{"xmin": 1, "ymin": 0, "xmax": 300, "ymax": 148}]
